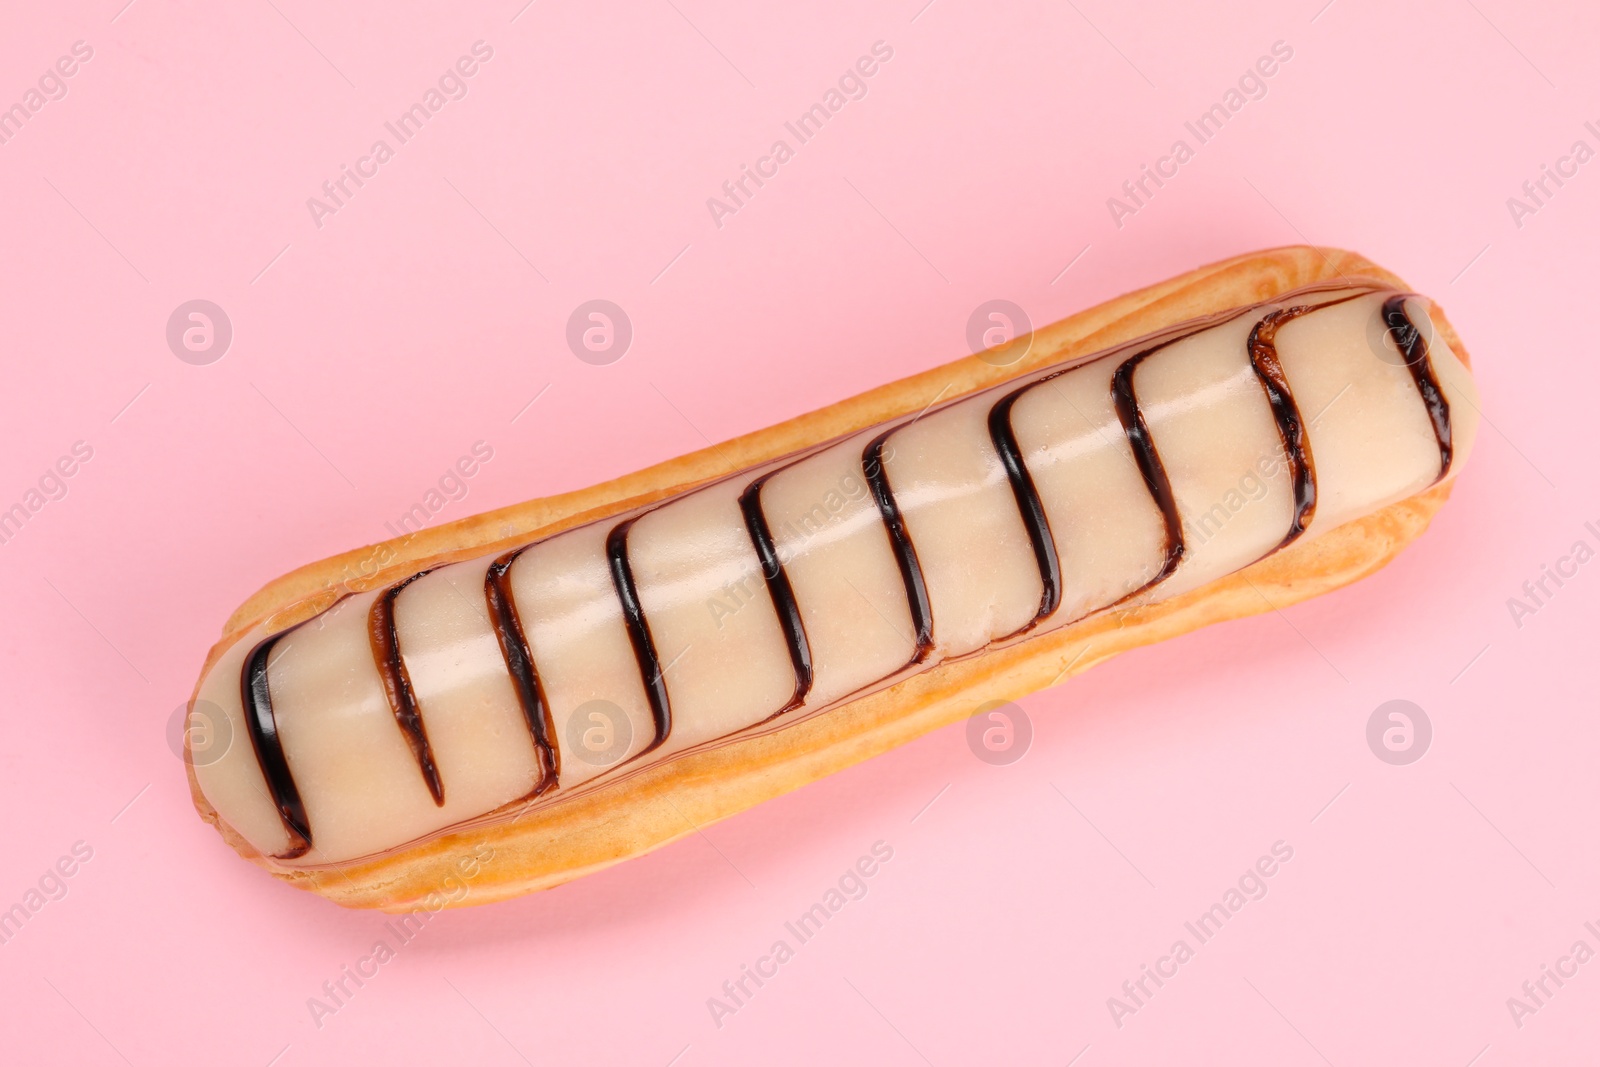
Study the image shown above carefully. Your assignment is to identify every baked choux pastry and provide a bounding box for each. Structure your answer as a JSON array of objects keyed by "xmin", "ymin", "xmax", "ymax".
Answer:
[{"xmin": 184, "ymin": 245, "xmax": 1477, "ymax": 910}]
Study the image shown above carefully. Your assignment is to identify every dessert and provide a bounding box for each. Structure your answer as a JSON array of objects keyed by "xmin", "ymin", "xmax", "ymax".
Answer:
[{"xmin": 184, "ymin": 246, "xmax": 1478, "ymax": 910}]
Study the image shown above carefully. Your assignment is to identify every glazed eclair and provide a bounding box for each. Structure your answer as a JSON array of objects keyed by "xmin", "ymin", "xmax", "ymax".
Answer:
[{"xmin": 185, "ymin": 246, "xmax": 1478, "ymax": 909}]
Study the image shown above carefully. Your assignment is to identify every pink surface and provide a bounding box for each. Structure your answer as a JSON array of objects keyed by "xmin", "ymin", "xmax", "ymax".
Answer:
[{"xmin": 1, "ymin": 0, "xmax": 1595, "ymax": 1063}]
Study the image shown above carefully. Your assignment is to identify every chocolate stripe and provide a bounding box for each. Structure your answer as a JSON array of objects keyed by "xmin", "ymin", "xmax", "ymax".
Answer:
[
  {"xmin": 987, "ymin": 389, "xmax": 1062, "ymax": 633},
  {"xmin": 861, "ymin": 430, "xmax": 934, "ymax": 663},
  {"xmin": 1381, "ymin": 294, "xmax": 1454, "ymax": 481},
  {"xmin": 1245, "ymin": 293, "xmax": 1373, "ymax": 549},
  {"xmin": 234, "ymin": 283, "xmax": 1447, "ymax": 856},
  {"xmin": 739, "ymin": 476, "xmax": 815, "ymax": 714},
  {"xmin": 485, "ymin": 550, "xmax": 560, "ymax": 795},
  {"xmin": 1110, "ymin": 347, "xmax": 1185, "ymax": 594},
  {"xmin": 1247, "ymin": 309, "xmax": 1320, "ymax": 549},
  {"xmin": 606, "ymin": 519, "xmax": 672, "ymax": 753},
  {"xmin": 369, "ymin": 570, "xmax": 446, "ymax": 804},
  {"xmin": 241, "ymin": 634, "xmax": 312, "ymax": 858}
]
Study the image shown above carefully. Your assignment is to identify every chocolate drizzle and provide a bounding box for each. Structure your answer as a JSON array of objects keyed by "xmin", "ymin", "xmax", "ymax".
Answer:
[
  {"xmin": 484, "ymin": 550, "xmax": 560, "ymax": 795},
  {"xmin": 1381, "ymin": 294, "xmax": 1454, "ymax": 482},
  {"xmin": 232, "ymin": 284, "xmax": 1467, "ymax": 862},
  {"xmin": 1110, "ymin": 345, "xmax": 1186, "ymax": 594},
  {"xmin": 1247, "ymin": 308, "xmax": 1321, "ymax": 548},
  {"xmin": 369, "ymin": 570, "xmax": 445, "ymax": 805},
  {"xmin": 1244, "ymin": 293, "xmax": 1374, "ymax": 548},
  {"xmin": 739, "ymin": 476, "xmax": 815, "ymax": 714},
  {"xmin": 605, "ymin": 519, "xmax": 672, "ymax": 753},
  {"xmin": 241, "ymin": 633, "xmax": 312, "ymax": 858},
  {"xmin": 861, "ymin": 430, "xmax": 935, "ymax": 663},
  {"xmin": 987, "ymin": 388, "xmax": 1062, "ymax": 633}
]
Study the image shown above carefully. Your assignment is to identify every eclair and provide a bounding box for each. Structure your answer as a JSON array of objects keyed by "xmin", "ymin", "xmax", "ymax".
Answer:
[{"xmin": 184, "ymin": 246, "xmax": 1478, "ymax": 910}]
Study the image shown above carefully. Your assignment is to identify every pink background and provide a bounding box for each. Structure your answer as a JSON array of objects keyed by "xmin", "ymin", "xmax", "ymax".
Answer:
[{"xmin": 1, "ymin": 0, "xmax": 1595, "ymax": 1063}]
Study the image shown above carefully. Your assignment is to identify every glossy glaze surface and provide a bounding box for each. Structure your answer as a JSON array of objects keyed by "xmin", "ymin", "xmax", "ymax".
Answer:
[{"xmin": 196, "ymin": 285, "xmax": 1477, "ymax": 865}]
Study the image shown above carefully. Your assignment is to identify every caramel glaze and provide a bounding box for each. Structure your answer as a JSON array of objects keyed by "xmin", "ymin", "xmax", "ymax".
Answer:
[
  {"xmin": 605, "ymin": 519, "xmax": 672, "ymax": 755},
  {"xmin": 236, "ymin": 288, "xmax": 1457, "ymax": 858},
  {"xmin": 485, "ymin": 548, "xmax": 560, "ymax": 796},
  {"xmin": 1382, "ymin": 295, "xmax": 1454, "ymax": 481},
  {"xmin": 739, "ymin": 475, "xmax": 815, "ymax": 716},
  {"xmin": 861, "ymin": 430, "xmax": 936, "ymax": 664},
  {"xmin": 369, "ymin": 570, "xmax": 445, "ymax": 805}
]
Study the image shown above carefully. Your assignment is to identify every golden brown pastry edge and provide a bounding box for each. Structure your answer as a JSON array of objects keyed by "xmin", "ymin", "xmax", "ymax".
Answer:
[{"xmin": 183, "ymin": 244, "xmax": 1471, "ymax": 910}]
